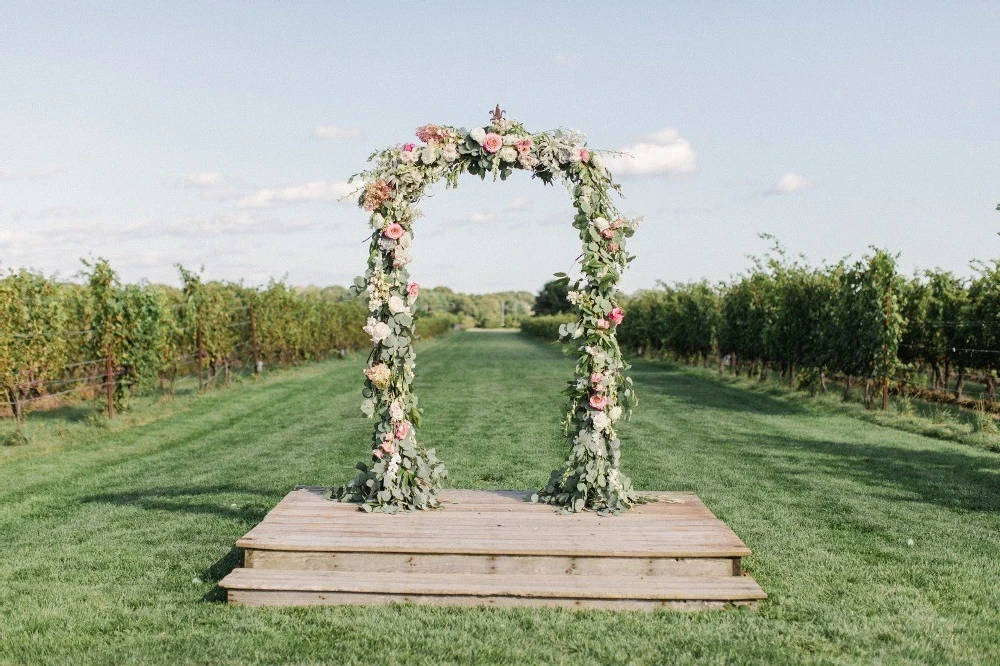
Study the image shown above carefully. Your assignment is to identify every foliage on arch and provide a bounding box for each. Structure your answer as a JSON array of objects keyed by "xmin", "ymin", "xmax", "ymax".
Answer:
[{"xmin": 338, "ymin": 115, "xmax": 642, "ymax": 513}]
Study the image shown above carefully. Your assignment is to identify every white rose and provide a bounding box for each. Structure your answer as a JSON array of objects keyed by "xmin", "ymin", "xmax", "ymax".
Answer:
[
  {"xmin": 370, "ymin": 213, "xmax": 386, "ymax": 230},
  {"xmin": 388, "ymin": 295, "xmax": 409, "ymax": 315},
  {"xmin": 591, "ymin": 412, "xmax": 610, "ymax": 432},
  {"xmin": 420, "ymin": 147, "xmax": 438, "ymax": 165},
  {"xmin": 363, "ymin": 318, "xmax": 392, "ymax": 344},
  {"xmin": 441, "ymin": 143, "xmax": 459, "ymax": 162},
  {"xmin": 499, "ymin": 146, "xmax": 518, "ymax": 163},
  {"xmin": 609, "ymin": 406, "xmax": 623, "ymax": 423},
  {"xmin": 399, "ymin": 232, "xmax": 412, "ymax": 249},
  {"xmin": 393, "ymin": 247, "xmax": 412, "ymax": 267},
  {"xmin": 469, "ymin": 127, "xmax": 486, "ymax": 144},
  {"xmin": 593, "ymin": 217, "xmax": 610, "ymax": 231}
]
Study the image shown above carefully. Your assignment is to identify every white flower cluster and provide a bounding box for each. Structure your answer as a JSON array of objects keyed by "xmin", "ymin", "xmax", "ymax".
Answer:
[
  {"xmin": 384, "ymin": 452, "xmax": 402, "ymax": 485},
  {"xmin": 363, "ymin": 317, "xmax": 391, "ymax": 345}
]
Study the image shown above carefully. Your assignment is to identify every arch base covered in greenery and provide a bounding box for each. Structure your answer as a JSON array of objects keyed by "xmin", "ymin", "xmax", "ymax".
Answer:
[{"xmin": 337, "ymin": 115, "xmax": 642, "ymax": 514}]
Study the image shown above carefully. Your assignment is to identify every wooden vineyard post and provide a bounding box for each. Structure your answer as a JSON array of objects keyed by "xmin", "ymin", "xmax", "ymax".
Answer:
[
  {"xmin": 105, "ymin": 353, "xmax": 114, "ymax": 419},
  {"xmin": 249, "ymin": 300, "xmax": 261, "ymax": 374},
  {"xmin": 882, "ymin": 286, "xmax": 892, "ymax": 411},
  {"xmin": 196, "ymin": 316, "xmax": 205, "ymax": 392}
]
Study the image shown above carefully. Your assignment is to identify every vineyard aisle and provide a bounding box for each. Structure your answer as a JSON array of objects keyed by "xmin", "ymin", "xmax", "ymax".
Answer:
[{"xmin": 1, "ymin": 331, "xmax": 998, "ymax": 665}]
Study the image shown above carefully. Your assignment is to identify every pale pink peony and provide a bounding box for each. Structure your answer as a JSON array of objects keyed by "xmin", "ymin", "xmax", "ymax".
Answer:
[
  {"xmin": 372, "ymin": 448, "xmax": 384, "ymax": 460},
  {"xmin": 609, "ymin": 307, "xmax": 625, "ymax": 325},
  {"xmin": 383, "ymin": 223, "xmax": 404, "ymax": 240},
  {"xmin": 407, "ymin": 282, "xmax": 420, "ymax": 299},
  {"xmin": 515, "ymin": 137, "xmax": 533, "ymax": 155},
  {"xmin": 589, "ymin": 394, "xmax": 609, "ymax": 410},
  {"xmin": 482, "ymin": 133, "xmax": 503, "ymax": 154},
  {"xmin": 394, "ymin": 421, "xmax": 409, "ymax": 439},
  {"xmin": 590, "ymin": 372, "xmax": 604, "ymax": 385},
  {"xmin": 381, "ymin": 441, "xmax": 396, "ymax": 455},
  {"xmin": 579, "ymin": 148, "xmax": 591, "ymax": 163},
  {"xmin": 596, "ymin": 319, "xmax": 610, "ymax": 330}
]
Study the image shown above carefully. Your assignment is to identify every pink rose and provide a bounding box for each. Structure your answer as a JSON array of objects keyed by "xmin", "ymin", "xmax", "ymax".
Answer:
[
  {"xmin": 482, "ymin": 133, "xmax": 503, "ymax": 154},
  {"xmin": 589, "ymin": 394, "xmax": 609, "ymax": 410},
  {"xmin": 590, "ymin": 372, "xmax": 604, "ymax": 385},
  {"xmin": 596, "ymin": 319, "xmax": 610, "ymax": 330},
  {"xmin": 515, "ymin": 138, "xmax": 533, "ymax": 155},
  {"xmin": 601, "ymin": 228, "xmax": 615, "ymax": 239},
  {"xmin": 381, "ymin": 441, "xmax": 396, "ymax": 455},
  {"xmin": 407, "ymin": 282, "xmax": 420, "ymax": 298},
  {"xmin": 372, "ymin": 448, "xmax": 384, "ymax": 460},
  {"xmin": 402, "ymin": 142, "xmax": 416, "ymax": 152},
  {"xmin": 383, "ymin": 223, "xmax": 404, "ymax": 240},
  {"xmin": 609, "ymin": 307, "xmax": 624, "ymax": 325},
  {"xmin": 394, "ymin": 421, "xmax": 409, "ymax": 439},
  {"xmin": 579, "ymin": 148, "xmax": 590, "ymax": 163}
]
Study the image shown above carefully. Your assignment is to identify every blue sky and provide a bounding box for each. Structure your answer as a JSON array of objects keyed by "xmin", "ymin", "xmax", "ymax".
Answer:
[{"xmin": 1, "ymin": 2, "xmax": 998, "ymax": 293}]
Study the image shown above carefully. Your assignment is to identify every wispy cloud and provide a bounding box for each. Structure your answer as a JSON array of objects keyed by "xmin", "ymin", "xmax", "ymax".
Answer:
[
  {"xmin": 183, "ymin": 171, "xmax": 225, "ymax": 187},
  {"xmin": 765, "ymin": 172, "xmax": 811, "ymax": 195},
  {"xmin": 603, "ymin": 128, "xmax": 697, "ymax": 178},
  {"xmin": 507, "ymin": 197, "xmax": 532, "ymax": 211},
  {"xmin": 239, "ymin": 180, "xmax": 359, "ymax": 209},
  {"xmin": 0, "ymin": 166, "xmax": 66, "ymax": 181},
  {"xmin": 313, "ymin": 125, "xmax": 361, "ymax": 140}
]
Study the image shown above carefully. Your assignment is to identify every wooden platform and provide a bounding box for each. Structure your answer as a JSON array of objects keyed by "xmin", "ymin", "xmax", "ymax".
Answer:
[{"xmin": 219, "ymin": 488, "xmax": 766, "ymax": 610}]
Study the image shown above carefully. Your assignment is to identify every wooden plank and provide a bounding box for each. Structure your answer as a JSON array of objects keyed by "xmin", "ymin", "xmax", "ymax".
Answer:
[
  {"xmin": 228, "ymin": 589, "xmax": 757, "ymax": 611},
  {"xmin": 220, "ymin": 568, "xmax": 767, "ymax": 601},
  {"xmin": 246, "ymin": 549, "xmax": 741, "ymax": 577}
]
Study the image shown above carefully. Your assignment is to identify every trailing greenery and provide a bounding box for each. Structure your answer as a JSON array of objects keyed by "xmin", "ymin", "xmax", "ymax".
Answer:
[{"xmin": 1, "ymin": 332, "xmax": 997, "ymax": 665}]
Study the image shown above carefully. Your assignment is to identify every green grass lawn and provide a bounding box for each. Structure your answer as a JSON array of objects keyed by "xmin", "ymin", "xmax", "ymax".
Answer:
[{"xmin": 1, "ymin": 331, "xmax": 998, "ymax": 665}]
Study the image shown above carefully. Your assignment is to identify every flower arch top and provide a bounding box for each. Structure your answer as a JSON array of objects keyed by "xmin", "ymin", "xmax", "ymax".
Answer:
[{"xmin": 339, "ymin": 112, "xmax": 642, "ymax": 514}]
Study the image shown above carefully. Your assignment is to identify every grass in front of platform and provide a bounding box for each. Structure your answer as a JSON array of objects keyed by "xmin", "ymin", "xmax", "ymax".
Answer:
[{"xmin": 1, "ymin": 331, "xmax": 998, "ymax": 665}]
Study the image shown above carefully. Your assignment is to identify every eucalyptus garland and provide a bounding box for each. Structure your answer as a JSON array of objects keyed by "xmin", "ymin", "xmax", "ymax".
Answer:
[{"xmin": 339, "ymin": 114, "xmax": 642, "ymax": 513}]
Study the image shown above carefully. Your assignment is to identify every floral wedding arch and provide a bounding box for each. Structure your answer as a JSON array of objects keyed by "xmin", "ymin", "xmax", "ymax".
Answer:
[{"xmin": 339, "ymin": 108, "xmax": 642, "ymax": 514}]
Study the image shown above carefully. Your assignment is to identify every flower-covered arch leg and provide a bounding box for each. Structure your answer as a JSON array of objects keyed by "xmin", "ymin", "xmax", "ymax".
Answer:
[{"xmin": 337, "ymin": 113, "xmax": 641, "ymax": 513}]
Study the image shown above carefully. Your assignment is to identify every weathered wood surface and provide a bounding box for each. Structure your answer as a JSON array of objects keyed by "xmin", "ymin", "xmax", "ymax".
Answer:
[
  {"xmin": 220, "ymin": 488, "xmax": 766, "ymax": 610},
  {"xmin": 236, "ymin": 488, "xmax": 752, "ymax": 558}
]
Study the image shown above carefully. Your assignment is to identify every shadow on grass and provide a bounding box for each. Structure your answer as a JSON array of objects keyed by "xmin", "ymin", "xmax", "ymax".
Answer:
[
  {"xmin": 201, "ymin": 546, "xmax": 244, "ymax": 603},
  {"xmin": 752, "ymin": 434, "xmax": 1000, "ymax": 513},
  {"xmin": 629, "ymin": 358, "xmax": 807, "ymax": 417},
  {"xmin": 80, "ymin": 484, "xmax": 275, "ymax": 522}
]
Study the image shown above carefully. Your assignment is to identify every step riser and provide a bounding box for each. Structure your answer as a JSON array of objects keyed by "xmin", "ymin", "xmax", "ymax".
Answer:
[
  {"xmin": 245, "ymin": 549, "xmax": 741, "ymax": 577},
  {"xmin": 228, "ymin": 590, "xmax": 757, "ymax": 611}
]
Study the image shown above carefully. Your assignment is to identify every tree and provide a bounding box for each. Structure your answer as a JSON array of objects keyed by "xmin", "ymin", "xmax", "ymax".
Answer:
[{"xmin": 533, "ymin": 279, "xmax": 570, "ymax": 316}]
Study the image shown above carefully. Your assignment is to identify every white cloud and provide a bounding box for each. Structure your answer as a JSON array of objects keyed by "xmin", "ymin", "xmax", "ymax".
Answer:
[
  {"xmin": 0, "ymin": 166, "xmax": 66, "ymax": 181},
  {"xmin": 603, "ymin": 128, "xmax": 697, "ymax": 178},
  {"xmin": 313, "ymin": 125, "xmax": 361, "ymax": 140},
  {"xmin": 156, "ymin": 212, "xmax": 316, "ymax": 236},
  {"xmin": 508, "ymin": 197, "xmax": 532, "ymax": 211},
  {"xmin": 766, "ymin": 172, "xmax": 811, "ymax": 195},
  {"xmin": 183, "ymin": 171, "xmax": 224, "ymax": 187},
  {"xmin": 239, "ymin": 180, "xmax": 359, "ymax": 209}
]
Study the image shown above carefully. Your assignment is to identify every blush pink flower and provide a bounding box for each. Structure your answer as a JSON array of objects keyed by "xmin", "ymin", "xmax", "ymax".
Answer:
[
  {"xmin": 579, "ymin": 148, "xmax": 591, "ymax": 163},
  {"xmin": 407, "ymin": 282, "xmax": 420, "ymax": 299},
  {"xmin": 482, "ymin": 133, "xmax": 503, "ymax": 153},
  {"xmin": 590, "ymin": 372, "xmax": 604, "ymax": 385},
  {"xmin": 596, "ymin": 319, "xmax": 610, "ymax": 330},
  {"xmin": 608, "ymin": 242, "xmax": 620, "ymax": 252},
  {"xmin": 589, "ymin": 394, "xmax": 609, "ymax": 410},
  {"xmin": 383, "ymin": 223, "xmax": 404, "ymax": 240},
  {"xmin": 381, "ymin": 441, "xmax": 396, "ymax": 455},
  {"xmin": 372, "ymin": 448, "xmax": 384, "ymax": 460},
  {"xmin": 609, "ymin": 307, "xmax": 625, "ymax": 325},
  {"xmin": 394, "ymin": 421, "xmax": 409, "ymax": 439},
  {"xmin": 515, "ymin": 137, "xmax": 533, "ymax": 155}
]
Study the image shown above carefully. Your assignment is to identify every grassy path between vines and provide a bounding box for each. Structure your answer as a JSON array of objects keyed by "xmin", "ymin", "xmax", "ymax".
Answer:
[{"xmin": 1, "ymin": 331, "xmax": 998, "ymax": 665}]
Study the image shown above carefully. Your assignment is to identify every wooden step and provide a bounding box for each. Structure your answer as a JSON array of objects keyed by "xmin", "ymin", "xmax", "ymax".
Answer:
[
  {"xmin": 244, "ymin": 549, "xmax": 740, "ymax": 577},
  {"xmin": 220, "ymin": 568, "xmax": 767, "ymax": 611}
]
